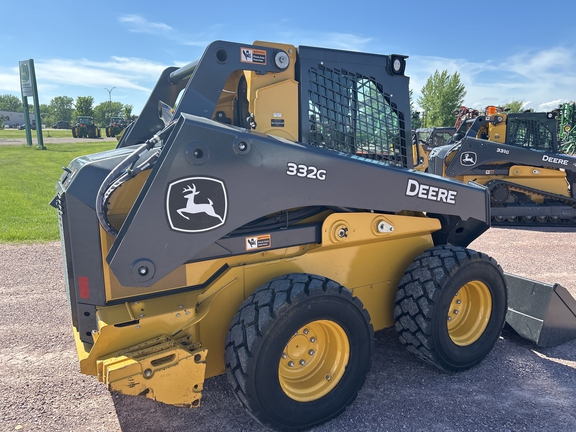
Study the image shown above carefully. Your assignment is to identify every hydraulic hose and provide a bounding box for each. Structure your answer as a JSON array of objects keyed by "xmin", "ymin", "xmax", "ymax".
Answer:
[{"xmin": 95, "ymin": 121, "xmax": 176, "ymax": 237}]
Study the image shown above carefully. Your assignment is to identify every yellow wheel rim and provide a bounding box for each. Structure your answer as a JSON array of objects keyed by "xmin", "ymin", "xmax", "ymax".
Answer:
[
  {"xmin": 447, "ymin": 281, "xmax": 492, "ymax": 346},
  {"xmin": 279, "ymin": 320, "xmax": 349, "ymax": 402}
]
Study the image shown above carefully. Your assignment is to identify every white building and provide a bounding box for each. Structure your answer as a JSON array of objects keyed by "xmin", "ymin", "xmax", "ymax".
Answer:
[{"xmin": 0, "ymin": 111, "xmax": 36, "ymax": 128}]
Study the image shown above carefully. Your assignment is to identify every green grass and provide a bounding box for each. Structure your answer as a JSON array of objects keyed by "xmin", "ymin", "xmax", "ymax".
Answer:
[
  {"xmin": 0, "ymin": 128, "xmax": 74, "ymax": 139},
  {"xmin": 0, "ymin": 142, "xmax": 117, "ymax": 243}
]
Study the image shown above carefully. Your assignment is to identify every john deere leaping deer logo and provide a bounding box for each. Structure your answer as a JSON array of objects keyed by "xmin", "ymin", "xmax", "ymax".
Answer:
[
  {"xmin": 460, "ymin": 151, "xmax": 477, "ymax": 166},
  {"xmin": 178, "ymin": 184, "xmax": 224, "ymax": 222},
  {"xmin": 166, "ymin": 177, "xmax": 227, "ymax": 232}
]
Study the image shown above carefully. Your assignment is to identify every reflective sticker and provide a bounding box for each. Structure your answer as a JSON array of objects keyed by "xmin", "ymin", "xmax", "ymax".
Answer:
[{"xmin": 78, "ymin": 276, "xmax": 90, "ymax": 299}]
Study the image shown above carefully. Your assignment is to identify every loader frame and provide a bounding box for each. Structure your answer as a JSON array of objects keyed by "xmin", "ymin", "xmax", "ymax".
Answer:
[{"xmin": 51, "ymin": 39, "xmax": 576, "ymax": 431}]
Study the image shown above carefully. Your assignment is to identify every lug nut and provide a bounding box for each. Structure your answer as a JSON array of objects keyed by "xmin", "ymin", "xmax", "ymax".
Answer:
[
  {"xmin": 310, "ymin": 337, "xmax": 316, "ymax": 343},
  {"xmin": 288, "ymin": 361, "xmax": 294, "ymax": 367},
  {"xmin": 282, "ymin": 353, "xmax": 287, "ymax": 359},
  {"xmin": 308, "ymin": 350, "xmax": 315, "ymax": 355},
  {"xmin": 325, "ymin": 374, "xmax": 332, "ymax": 381},
  {"xmin": 143, "ymin": 368, "xmax": 153, "ymax": 378},
  {"xmin": 299, "ymin": 359, "xmax": 306, "ymax": 365},
  {"xmin": 303, "ymin": 328, "xmax": 309, "ymax": 335}
]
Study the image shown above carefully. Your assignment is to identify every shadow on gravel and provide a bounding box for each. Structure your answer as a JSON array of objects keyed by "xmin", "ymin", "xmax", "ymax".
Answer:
[{"xmin": 110, "ymin": 327, "xmax": 576, "ymax": 432}]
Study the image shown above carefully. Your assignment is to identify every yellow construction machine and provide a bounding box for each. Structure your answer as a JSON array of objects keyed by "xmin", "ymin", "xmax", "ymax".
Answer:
[
  {"xmin": 412, "ymin": 126, "xmax": 456, "ymax": 171},
  {"xmin": 52, "ymin": 41, "xmax": 576, "ymax": 431},
  {"xmin": 428, "ymin": 106, "xmax": 576, "ymax": 226}
]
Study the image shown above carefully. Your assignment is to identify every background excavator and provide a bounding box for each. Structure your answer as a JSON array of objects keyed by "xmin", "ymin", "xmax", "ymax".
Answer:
[
  {"xmin": 52, "ymin": 40, "xmax": 576, "ymax": 431},
  {"xmin": 426, "ymin": 105, "xmax": 576, "ymax": 226}
]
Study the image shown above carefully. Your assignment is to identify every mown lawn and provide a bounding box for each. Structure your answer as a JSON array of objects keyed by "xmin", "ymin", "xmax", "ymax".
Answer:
[
  {"xmin": 0, "ymin": 142, "xmax": 117, "ymax": 242},
  {"xmin": 0, "ymin": 128, "xmax": 73, "ymax": 139}
]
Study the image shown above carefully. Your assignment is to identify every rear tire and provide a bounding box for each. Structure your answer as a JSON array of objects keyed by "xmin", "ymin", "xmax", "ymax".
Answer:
[
  {"xmin": 394, "ymin": 245, "xmax": 507, "ymax": 372},
  {"xmin": 225, "ymin": 273, "xmax": 373, "ymax": 431}
]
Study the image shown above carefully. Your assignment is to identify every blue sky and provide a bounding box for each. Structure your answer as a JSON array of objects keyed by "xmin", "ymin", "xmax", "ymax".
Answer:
[{"xmin": 2, "ymin": 0, "xmax": 575, "ymax": 115}]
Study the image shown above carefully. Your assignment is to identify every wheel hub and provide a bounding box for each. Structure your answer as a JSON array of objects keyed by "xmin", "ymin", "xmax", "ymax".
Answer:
[
  {"xmin": 447, "ymin": 281, "xmax": 492, "ymax": 346},
  {"xmin": 279, "ymin": 320, "xmax": 349, "ymax": 402}
]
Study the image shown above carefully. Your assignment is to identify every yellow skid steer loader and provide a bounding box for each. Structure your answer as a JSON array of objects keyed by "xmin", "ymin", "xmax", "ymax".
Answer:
[{"xmin": 52, "ymin": 40, "xmax": 576, "ymax": 431}]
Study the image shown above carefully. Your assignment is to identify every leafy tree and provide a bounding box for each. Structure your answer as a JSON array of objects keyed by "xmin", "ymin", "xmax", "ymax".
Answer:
[
  {"xmin": 50, "ymin": 96, "xmax": 74, "ymax": 123},
  {"xmin": 504, "ymin": 100, "xmax": 525, "ymax": 113},
  {"xmin": 410, "ymin": 89, "xmax": 422, "ymax": 128},
  {"xmin": 74, "ymin": 96, "xmax": 95, "ymax": 118},
  {"xmin": 0, "ymin": 94, "xmax": 23, "ymax": 112},
  {"xmin": 94, "ymin": 101, "xmax": 124, "ymax": 126},
  {"xmin": 411, "ymin": 111, "xmax": 422, "ymax": 129},
  {"xmin": 417, "ymin": 70, "xmax": 466, "ymax": 127},
  {"xmin": 123, "ymin": 104, "xmax": 134, "ymax": 121},
  {"xmin": 39, "ymin": 104, "xmax": 53, "ymax": 127}
]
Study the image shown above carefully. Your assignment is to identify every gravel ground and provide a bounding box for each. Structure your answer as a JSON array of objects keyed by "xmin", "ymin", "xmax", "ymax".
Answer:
[{"xmin": 1, "ymin": 227, "xmax": 575, "ymax": 432}]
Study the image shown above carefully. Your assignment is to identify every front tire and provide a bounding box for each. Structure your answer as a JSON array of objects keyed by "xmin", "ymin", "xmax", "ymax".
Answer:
[
  {"xmin": 394, "ymin": 245, "xmax": 507, "ymax": 372},
  {"xmin": 225, "ymin": 274, "xmax": 373, "ymax": 431}
]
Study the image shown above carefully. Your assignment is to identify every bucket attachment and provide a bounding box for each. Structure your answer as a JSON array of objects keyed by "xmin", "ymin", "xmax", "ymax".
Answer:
[{"xmin": 505, "ymin": 273, "xmax": 576, "ymax": 347}]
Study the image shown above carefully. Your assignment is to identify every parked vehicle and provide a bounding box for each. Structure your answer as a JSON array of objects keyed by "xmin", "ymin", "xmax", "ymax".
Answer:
[
  {"xmin": 52, "ymin": 121, "xmax": 71, "ymax": 129},
  {"xmin": 71, "ymin": 116, "xmax": 101, "ymax": 138}
]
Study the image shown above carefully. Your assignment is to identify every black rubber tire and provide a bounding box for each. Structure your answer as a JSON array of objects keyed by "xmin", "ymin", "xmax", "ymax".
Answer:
[
  {"xmin": 394, "ymin": 245, "xmax": 507, "ymax": 372},
  {"xmin": 225, "ymin": 273, "xmax": 373, "ymax": 431}
]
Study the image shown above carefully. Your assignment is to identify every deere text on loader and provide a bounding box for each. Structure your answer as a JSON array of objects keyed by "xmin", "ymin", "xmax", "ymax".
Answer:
[{"xmin": 52, "ymin": 40, "xmax": 576, "ymax": 431}]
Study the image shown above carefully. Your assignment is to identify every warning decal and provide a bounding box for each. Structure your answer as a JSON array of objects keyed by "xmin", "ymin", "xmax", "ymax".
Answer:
[
  {"xmin": 246, "ymin": 234, "xmax": 271, "ymax": 250},
  {"xmin": 241, "ymin": 48, "xmax": 267, "ymax": 65}
]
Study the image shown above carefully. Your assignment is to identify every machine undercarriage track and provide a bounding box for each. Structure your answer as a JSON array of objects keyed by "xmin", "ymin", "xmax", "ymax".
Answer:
[{"xmin": 487, "ymin": 180, "xmax": 576, "ymax": 226}]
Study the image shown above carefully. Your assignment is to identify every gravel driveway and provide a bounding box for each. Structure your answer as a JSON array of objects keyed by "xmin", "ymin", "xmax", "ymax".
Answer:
[{"xmin": 1, "ymin": 227, "xmax": 575, "ymax": 432}]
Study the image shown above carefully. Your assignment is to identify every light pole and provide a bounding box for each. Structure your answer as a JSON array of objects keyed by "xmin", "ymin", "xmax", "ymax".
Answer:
[{"xmin": 104, "ymin": 87, "xmax": 115, "ymax": 124}]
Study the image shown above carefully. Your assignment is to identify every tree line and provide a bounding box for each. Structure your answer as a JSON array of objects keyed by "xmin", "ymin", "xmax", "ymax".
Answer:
[
  {"xmin": 0, "ymin": 94, "xmax": 136, "ymax": 128},
  {"xmin": 0, "ymin": 70, "xmax": 563, "ymax": 131},
  {"xmin": 410, "ymin": 70, "xmax": 529, "ymax": 129}
]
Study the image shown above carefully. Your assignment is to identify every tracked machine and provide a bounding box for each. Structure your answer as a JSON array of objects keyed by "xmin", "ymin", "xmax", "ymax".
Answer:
[
  {"xmin": 428, "ymin": 108, "xmax": 576, "ymax": 226},
  {"xmin": 52, "ymin": 41, "xmax": 576, "ymax": 431}
]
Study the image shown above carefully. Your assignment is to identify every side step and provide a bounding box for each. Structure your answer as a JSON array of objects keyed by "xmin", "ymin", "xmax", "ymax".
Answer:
[{"xmin": 504, "ymin": 273, "xmax": 576, "ymax": 347}]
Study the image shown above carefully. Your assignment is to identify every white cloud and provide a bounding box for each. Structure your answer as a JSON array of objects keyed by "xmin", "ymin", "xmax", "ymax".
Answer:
[
  {"xmin": 35, "ymin": 58, "xmax": 168, "ymax": 92},
  {"xmin": 119, "ymin": 15, "xmax": 173, "ymax": 34},
  {"xmin": 409, "ymin": 47, "xmax": 576, "ymax": 113},
  {"xmin": 0, "ymin": 69, "xmax": 20, "ymax": 92},
  {"xmin": 273, "ymin": 31, "xmax": 373, "ymax": 52}
]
